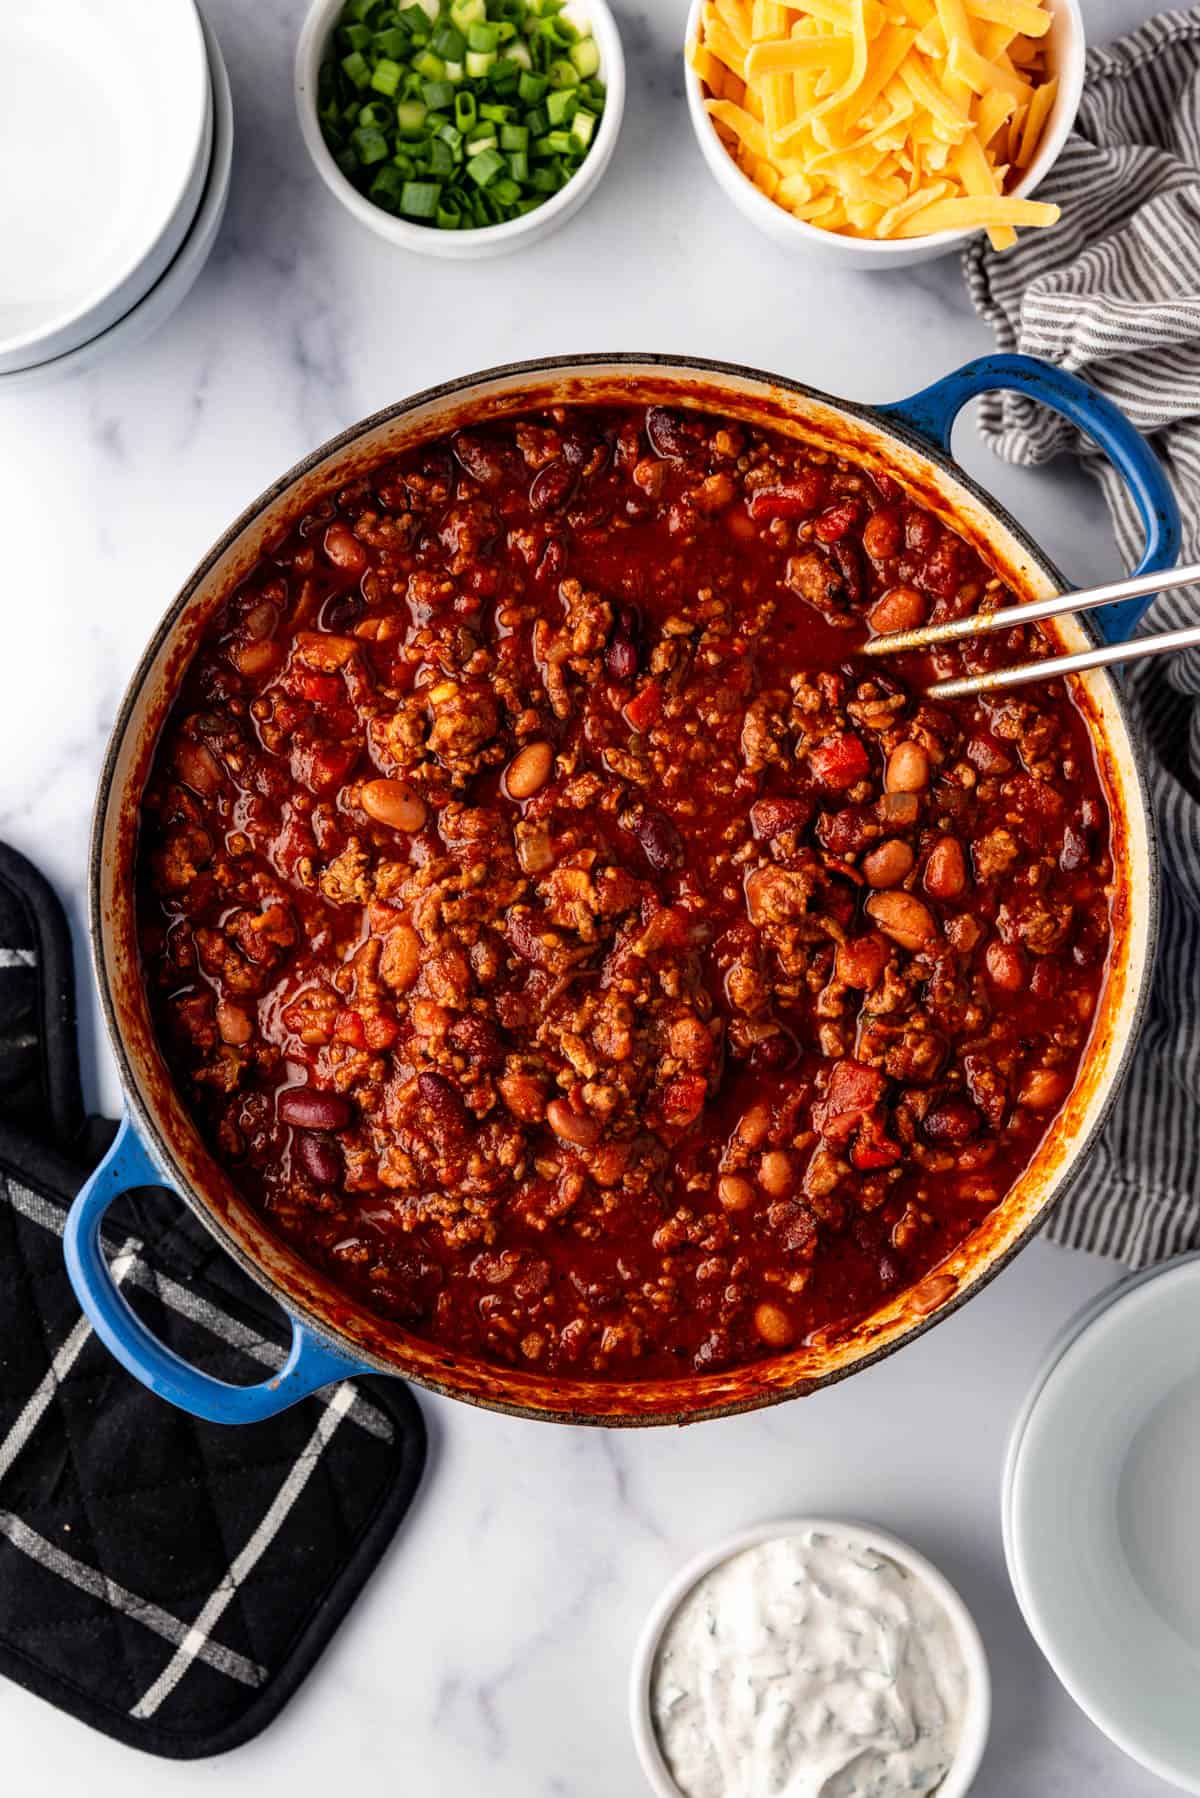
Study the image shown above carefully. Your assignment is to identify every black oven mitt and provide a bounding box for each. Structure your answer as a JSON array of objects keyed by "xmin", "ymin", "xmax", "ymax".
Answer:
[{"xmin": 0, "ymin": 843, "xmax": 426, "ymax": 1758}]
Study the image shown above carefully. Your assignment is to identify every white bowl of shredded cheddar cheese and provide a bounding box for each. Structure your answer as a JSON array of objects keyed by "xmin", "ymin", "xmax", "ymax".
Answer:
[{"xmin": 683, "ymin": 0, "xmax": 1083, "ymax": 268}]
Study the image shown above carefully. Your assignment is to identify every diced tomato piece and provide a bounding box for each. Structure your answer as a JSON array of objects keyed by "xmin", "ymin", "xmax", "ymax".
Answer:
[
  {"xmin": 368, "ymin": 901, "xmax": 407, "ymax": 935},
  {"xmin": 809, "ymin": 733, "xmax": 870, "ymax": 791},
  {"xmin": 813, "ymin": 1059, "xmax": 888, "ymax": 1142},
  {"xmin": 623, "ymin": 681, "xmax": 662, "ymax": 733},
  {"xmin": 851, "ymin": 1113, "xmax": 903, "ymax": 1169},
  {"xmin": 813, "ymin": 499, "xmax": 862, "ymax": 542},
  {"xmin": 363, "ymin": 1013, "xmax": 400, "ymax": 1050},
  {"xmin": 334, "ymin": 1009, "xmax": 366, "ymax": 1049},
  {"xmin": 301, "ymin": 673, "xmax": 344, "ymax": 707},
  {"xmin": 660, "ymin": 1074, "xmax": 708, "ymax": 1129},
  {"xmin": 746, "ymin": 469, "xmax": 828, "ymax": 520}
]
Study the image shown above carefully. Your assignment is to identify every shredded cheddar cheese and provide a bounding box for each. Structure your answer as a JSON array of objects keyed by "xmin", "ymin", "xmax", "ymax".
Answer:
[{"xmin": 687, "ymin": 0, "xmax": 1062, "ymax": 247}]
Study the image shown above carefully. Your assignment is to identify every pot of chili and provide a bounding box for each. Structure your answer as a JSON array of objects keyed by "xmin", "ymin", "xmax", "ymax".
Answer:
[{"xmin": 66, "ymin": 352, "xmax": 1179, "ymax": 1426}]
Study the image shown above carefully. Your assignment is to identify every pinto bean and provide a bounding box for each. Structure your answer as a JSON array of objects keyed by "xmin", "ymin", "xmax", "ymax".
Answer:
[
  {"xmin": 1018, "ymin": 1067, "xmax": 1068, "ymax": 1110},
  {"xmin": 862, "ymin": 838, "xmax": 915, "ymax": 888},
  {"xmin": 865, "ymin": 890, "xmax": 937, "ymax": 950},
  {"xmin": 278, "ymin": 1087, "xmax": 352, "ymax": 1131},
  {"xmin": 547, "ymin": 1098, "xmax": 600, "ymax": 1147},
  {"xmin": 718, "ymin": 1174, "xmax": 756, "ymax": 1213},
  {"xmin": 323, "ymin": 522, "xmax": 366, "ymax": 574},
  {"xmin": 504, "ymin": 742, "xmax": 553, "ymax": 800},
  {"xmin": 361, "ymin": 779, "xmax": 427, "ymax": 832},
  {"xmin": 862, "ymin": 508, "xmax": 903, "ymax": 560},
  {"xmin": 758, "ymin": 1150, "xmax": 795, "ymax": 1197},
  {"xmin": 216, "ymin": 1000, "xmax": 253, "ymax": 1045},
  {"xmin": 754, "ymin": 1302, "xmax": 794, "ymax": 1348},
  {"xmin": 885, "ymin": 742, "xmax": 930, "ymax": 792},
  {"xmin": 985, "ymin": 940, "xmax": 1027, "ymax": 991},
  {"xmin": 924, "ymin": 836, "xmax": 967, "ymax": 901},
  {"xmin": 869, "ymin": 586, "xmax": 927, "ymax": 634}
]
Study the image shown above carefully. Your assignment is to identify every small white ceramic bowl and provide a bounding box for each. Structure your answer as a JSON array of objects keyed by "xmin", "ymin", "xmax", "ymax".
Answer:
[
  {"xmin": 0, "ymin": 0, "xmax": 212, "ymax": 372},
  {"xmin": 630, "ymin": 1516, "xmax": 991, "ymax": 1798},
  {"xmin": 0, "ymin": 8, "xmax": 233, "ymax": 395},
  {"xmin": 1005, "ymin": 1254, "xmax": 1200, "ymax": 1794},
  {"xmin": 294, "ymin": 0, "xmax": 625, "ymax": 260},
  {"xmin": 683, "ymin": 0, "xmax": 1084, "ymax": 270}
]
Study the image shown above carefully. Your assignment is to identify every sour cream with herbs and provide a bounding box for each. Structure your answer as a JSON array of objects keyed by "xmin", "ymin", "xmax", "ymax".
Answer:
[{"xmin": 650, "ymin": 1530, "xmax": 969, "ymax": 1798}]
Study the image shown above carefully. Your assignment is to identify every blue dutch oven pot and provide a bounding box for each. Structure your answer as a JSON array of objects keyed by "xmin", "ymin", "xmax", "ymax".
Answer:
[{"xmin": 65, "ymin": 353, "xmax": 1179, "ymax": 1427}]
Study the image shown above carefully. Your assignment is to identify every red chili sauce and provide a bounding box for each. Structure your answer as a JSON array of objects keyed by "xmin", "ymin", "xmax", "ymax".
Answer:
[{"xmin": 137, "ymin": 402, "xmax": 1113, "ymax": 1380}]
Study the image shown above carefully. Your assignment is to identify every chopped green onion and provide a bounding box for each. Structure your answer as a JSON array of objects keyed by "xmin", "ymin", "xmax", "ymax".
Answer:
[
  {"xmin": 341, "ymin": 48, "xmax": 371, "ymax": 87},
  {"xmin": 545, "ymin": 85, "xmax": 576, "ymax": 125},
  {"xmin": 371, "ymin": 55, "xmax": 404, "ymax": 93},
  {"xmin": 401, "ymin": 179, "xmax": 442, "ymax": 216},
  {"xmin": 396, "ymin": 97, "xmax": 427, "ymax": 133},
  {"xmin": 466, "ymin": 145, "xmax": 505, "ymax": 185},
  {"xmin": 318, "ymin": 0, "xmax": 605, "ymax": 230}
]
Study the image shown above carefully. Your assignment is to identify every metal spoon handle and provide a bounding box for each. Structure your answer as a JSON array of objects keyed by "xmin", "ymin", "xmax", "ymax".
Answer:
[
  {"xmin": 928, "ymin": 620, "xmax": 1200, "ymax": 699},
  {"xmin": 865, "ymin": 559, "xmax": 1200, "ymax": 657}
]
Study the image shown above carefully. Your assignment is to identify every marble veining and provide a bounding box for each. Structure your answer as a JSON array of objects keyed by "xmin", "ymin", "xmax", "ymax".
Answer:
[{"xmin": 0, "ymin": 0, "xmax": 1175, "ymax": 1792}]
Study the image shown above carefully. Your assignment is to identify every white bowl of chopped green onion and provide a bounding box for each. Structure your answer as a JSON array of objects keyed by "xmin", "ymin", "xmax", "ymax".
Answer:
[{"xmin": 296, "ymin": 0, "xmax": 624, "ymax": 257}]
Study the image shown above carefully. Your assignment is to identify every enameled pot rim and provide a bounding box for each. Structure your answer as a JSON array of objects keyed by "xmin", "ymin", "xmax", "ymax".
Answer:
[{"xmin": 89, "ymin": 352, "xmax": 1160, "ymax": 1425}]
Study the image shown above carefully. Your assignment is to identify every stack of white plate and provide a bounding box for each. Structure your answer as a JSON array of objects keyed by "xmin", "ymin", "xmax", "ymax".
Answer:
[{"xmin": 0, "ymin": 0, "xmax": 234, "ymax": 392}]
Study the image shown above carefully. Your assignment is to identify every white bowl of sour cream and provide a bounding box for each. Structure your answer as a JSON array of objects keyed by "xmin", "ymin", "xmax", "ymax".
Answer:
[{"xmin": 631, "ymin": 1518, "xmax": 990, "ymax": 1798}]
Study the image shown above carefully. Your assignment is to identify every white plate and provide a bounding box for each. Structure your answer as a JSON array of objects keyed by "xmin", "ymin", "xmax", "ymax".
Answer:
[
  {"xmin": 0, "ymin": 0, "xmax": 211, "ymax": 372},
  {"xmin": 1005, "ymin": 1255, "xmax": 1200, "ymax": 1793},
  {"xmin": 0, "ymin": 9, "xmax": 233, "ymax": 394}
]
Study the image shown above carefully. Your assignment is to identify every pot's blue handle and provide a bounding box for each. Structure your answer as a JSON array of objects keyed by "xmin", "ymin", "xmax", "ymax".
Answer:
[
  {"xmin": 877, "ymin": 352, "xmax": 1181, "ymax": 642},
  {"xmin": 64, "ymin": 1115, "xmax": 372, "ymax": 1424}
]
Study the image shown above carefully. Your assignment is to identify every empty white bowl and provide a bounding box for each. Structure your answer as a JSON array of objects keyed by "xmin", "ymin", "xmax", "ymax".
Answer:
[
  {"xmin": 630, "ymin": 1516, "xmax": 991, "ymax": 1798},
  {"xmin": 683, "ymin": 0, "xmax": 1085, "ymax": 270},
  {"xmin": 0, "ymin": 0, "xmax": 212, "ymax": 372},
  {"xmin": 1005, "ymin": 1254, "xmax": 1200, "ymax": 1793},
  {"xmin": 0, "ymin": 9, "xmax": 233, "ymax": 394},
  {"xmin": 294, "ymin": 0, "xmax": 625, "ymax": 259}
]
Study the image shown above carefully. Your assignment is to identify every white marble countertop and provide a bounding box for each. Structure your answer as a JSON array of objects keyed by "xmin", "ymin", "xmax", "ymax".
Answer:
[{"xmin": 0, "ymin": 0, "xmax": 1176, "ymax": 1790}]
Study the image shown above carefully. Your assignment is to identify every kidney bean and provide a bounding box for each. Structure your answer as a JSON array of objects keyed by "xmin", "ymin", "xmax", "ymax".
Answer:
[
  {"xmin": 923, "ymin": 1099, "xmax": 980, "ymax": 1146},
  {"xmin": 278, "ymin": 1086, "xmax": 352, "ymax": 1131},
  {"xmin": 320, "ymin": 591, "xmax": 364, "ymax": 633},
  {"xmin": 924, "ymin": 836, "xmax": 967, "ymax": 900},
  {"xmin": 418, "ymin": 1070, "xmax": 467, "ymax": 1131},
  {"xmin": 561, "ymin": 424, "xmax": 606, "ymax": 473},
  {"xmin": 906, "ymin": 509, "xmax": 937, "ymax": 553},
  {"xmin": 606, "ymin": 607, "xmax": 641, "ymax": 681},
  {"xmin": 636, "ymin": 811, "xmax": 684, "ymax": 872},
  {"xmin": 746, "ymin": 468, "xmax": 829, "ymax": 520},
  {"xmin": 449, "ymin": 1014, "xmax": 505, "ymax": 1071},
  {"xmin": 451, "ymin": 430, "xmax": 509, "ymax": 486},
  {"xmin": 530, "ymin": 458, "xmax": 578, "ymax": 513},
  {"xmin": 832, "ymin": 537, "xmax": 865, "ymax": 604},
  {"xmin": 646, "ymin": 406, "xmax": 703, "ymax": 460},
  {"xmin": 750, "ymin": 796, "xmax": 812, "ymax": 840},
  {"xmin": 862, "ymin": 838, "xmax": 914, "ymax": 888},
  {"xmin": 865, "ymin": 890, "xmax": 937, "ymax": 950},
  {"xmin": 504, "ymin": 741, "xmax": 554, "ymax": 800},
  {"xmin": 295, "ymin": 1131, "xmax": 343, "ymax": 1186}
]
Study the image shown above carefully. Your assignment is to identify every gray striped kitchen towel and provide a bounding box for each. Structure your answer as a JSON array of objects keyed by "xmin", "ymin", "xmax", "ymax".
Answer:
[{"xmin": 965, "ymin": 8, "xmax": 1200, "ymax": 1264}]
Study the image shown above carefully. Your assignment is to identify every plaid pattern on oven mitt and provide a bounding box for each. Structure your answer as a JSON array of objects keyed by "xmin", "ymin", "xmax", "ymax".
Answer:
[{"xmin": 0, "ymin": 844, "xmax": 425, "ymax": 1758}]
